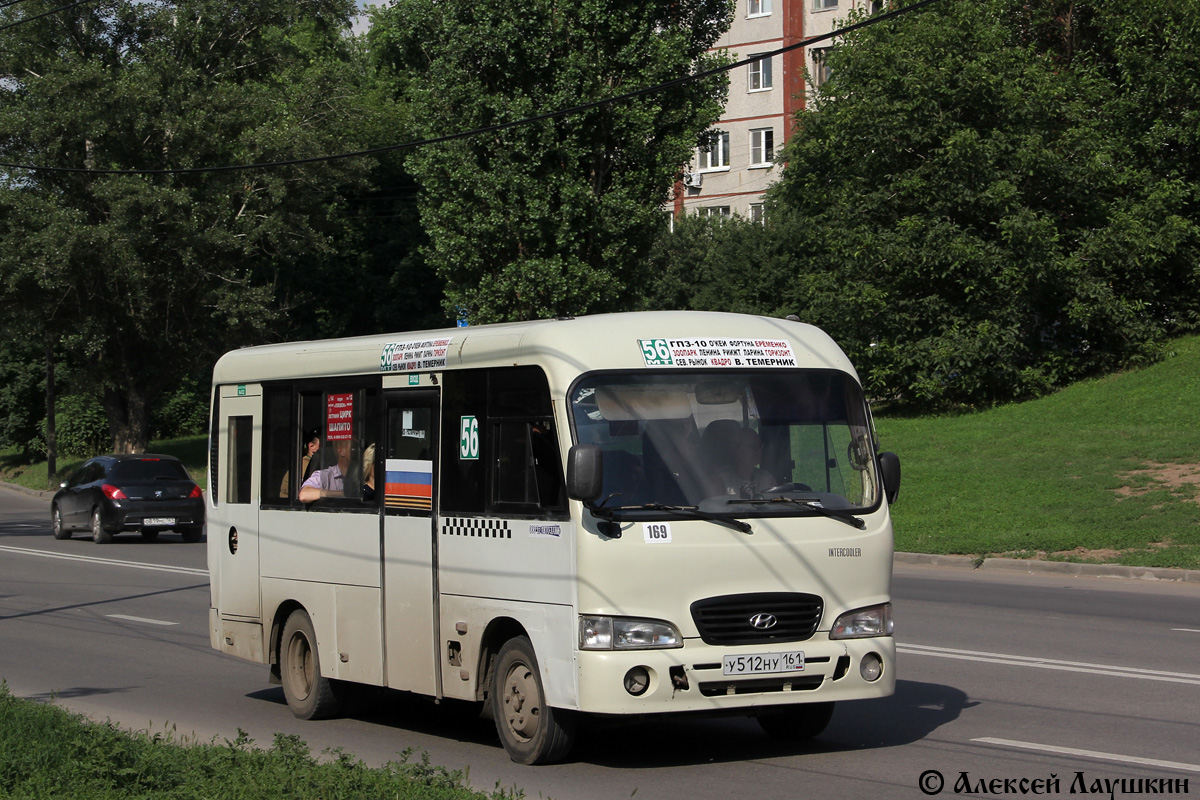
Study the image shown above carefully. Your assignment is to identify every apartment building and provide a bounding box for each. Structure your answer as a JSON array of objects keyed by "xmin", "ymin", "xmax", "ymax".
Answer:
[{"xmin": 674, "ymin": 0, "xmax": 881, "ymax": 220}]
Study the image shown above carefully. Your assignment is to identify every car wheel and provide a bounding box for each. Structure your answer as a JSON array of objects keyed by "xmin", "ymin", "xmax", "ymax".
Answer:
[
  {"xmin": 140, "ymin": 530, "xmax": 160, "ymax": 542},
  {"xmin": 280, "ymin": 609, "xmax": 343, "ymax": 720},
  {"xmin": 52, "ymin": 506, "xmax": 71, "ymax": 540},
  {"xmin": 91, "ymin": 508, "xmax": 113, "ymax": 544},
  {"xmin": 491, "ymin": 636, "xmax": 576, "ymax": 765},
  {"xmin": 756, "ymin": 701, "xmax": 835, "ymax": 740},
  {"xmin": 180, "ymin": 526, "xmax": 203, "ymax": 544}
]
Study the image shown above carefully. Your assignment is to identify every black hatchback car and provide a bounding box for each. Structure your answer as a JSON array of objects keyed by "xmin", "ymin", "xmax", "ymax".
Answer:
[{"xmin": 51, "ymin": 454, "xmax": 205, "ymax": 543}]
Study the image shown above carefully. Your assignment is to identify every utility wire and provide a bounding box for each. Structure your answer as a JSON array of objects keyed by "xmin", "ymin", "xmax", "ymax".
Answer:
[
  {"xmin": 0, "ymin": 0, "xmax": 945, "ymax": 175},
  {"xmin": 0, "ymin": 0, "xmax": 97, "ymax": 31}
]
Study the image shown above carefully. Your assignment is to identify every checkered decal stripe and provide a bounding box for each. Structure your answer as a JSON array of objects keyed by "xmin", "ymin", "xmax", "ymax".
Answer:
[{"xmin": 441, "ymin": 518, "xmax": 512, "ymax": 539}]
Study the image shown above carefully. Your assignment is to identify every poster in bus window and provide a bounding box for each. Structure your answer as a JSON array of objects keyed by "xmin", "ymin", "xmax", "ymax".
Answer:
[{"xmin": 327, "ymin": 393, "xmax": 353, "ymax": 441}]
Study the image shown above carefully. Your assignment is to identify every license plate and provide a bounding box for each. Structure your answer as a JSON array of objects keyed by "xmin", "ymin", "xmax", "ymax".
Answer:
[
  {"xmin": 722, "ymin": 650, "xmax": 805, "ymax": 676},
  {"xmin": 144, "ymin": 517, "xmax": 175, "ymax": 526}
]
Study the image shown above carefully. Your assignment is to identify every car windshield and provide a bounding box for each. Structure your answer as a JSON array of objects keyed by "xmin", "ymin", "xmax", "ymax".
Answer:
[
  {"xmin": 110, "ymin": 459, "xmax": 190, "ymax": 482},
  {"xmin": 570, "ymin": 371, "xmax": 881, "ymax": 517}
]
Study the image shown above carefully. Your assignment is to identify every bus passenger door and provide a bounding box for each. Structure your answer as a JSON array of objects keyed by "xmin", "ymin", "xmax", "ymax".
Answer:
[
  {"xmin": 382, "ymin": 390, "xmax": 440, "ymax": 697},
  {"xmin": 211, "ymin": 390, "xmax": 262, "ymax": 625}
]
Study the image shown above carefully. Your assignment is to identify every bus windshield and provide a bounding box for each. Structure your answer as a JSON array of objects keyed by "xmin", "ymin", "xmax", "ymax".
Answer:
[{"xmin": 570, "ymin": 370, "xmax": 881, "ymax": 516}]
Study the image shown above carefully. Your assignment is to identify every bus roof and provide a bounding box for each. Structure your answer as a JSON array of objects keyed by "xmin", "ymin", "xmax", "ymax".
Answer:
[{"xmin": 210, "ymin": 311, "xmax": 860, "ymax": 393}]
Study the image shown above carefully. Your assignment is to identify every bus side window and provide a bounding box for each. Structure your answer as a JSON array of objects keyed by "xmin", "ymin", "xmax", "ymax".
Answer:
[{"xmin": 262, "ymin": 386, "xmax": 293, "ymax": 505}]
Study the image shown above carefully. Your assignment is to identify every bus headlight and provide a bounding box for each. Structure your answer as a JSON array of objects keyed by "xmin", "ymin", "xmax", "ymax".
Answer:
[
  {"xmin": 580, "ymin": 616, "xmax": 683, "ymax": 650},
  {"xmin": 829, "ymin": 604, "xmax": 893, "ymax": 639}
]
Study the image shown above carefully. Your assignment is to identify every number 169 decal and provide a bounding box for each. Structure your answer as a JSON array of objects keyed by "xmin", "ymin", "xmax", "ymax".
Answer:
[{"xmin": 643, "ymin": 522, "xmax": 672, "ymax": 543}]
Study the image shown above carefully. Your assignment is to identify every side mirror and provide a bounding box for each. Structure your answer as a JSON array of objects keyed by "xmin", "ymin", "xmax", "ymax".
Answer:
[
  {"xmin": 878, "ymin": 452, "xmax": 901, "ymax": 504},
  {"xmin": 566, "ymin": 444, "xmax": 604, "ymax": 501}
]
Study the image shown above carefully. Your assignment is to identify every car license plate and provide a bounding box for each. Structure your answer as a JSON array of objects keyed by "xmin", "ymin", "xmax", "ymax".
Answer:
[
  {"xmin": 722, "ymin": 651, "xmax": 805, "ymax": 676},
  {"xmin": 144, "ymin": 517, "xmax": 175, "ymax": 526}
]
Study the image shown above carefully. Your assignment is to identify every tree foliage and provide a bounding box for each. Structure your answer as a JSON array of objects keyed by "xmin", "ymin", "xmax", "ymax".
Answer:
[
  {"xmin": 369, "ymin": 0, "xmax": 733, "ymax": 323},
  {"xmin": 0, "ymin": 0, "xmax": 419, "ymax": 452},
  {"xmin": 763, "ymin": 0, "xmax": 1200, "ymax": 408}
]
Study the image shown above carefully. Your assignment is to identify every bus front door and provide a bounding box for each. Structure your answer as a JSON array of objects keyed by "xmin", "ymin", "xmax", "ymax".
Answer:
[{"xmin": 381, "ymin": 390, "xmax": 440, "ymax": 697}]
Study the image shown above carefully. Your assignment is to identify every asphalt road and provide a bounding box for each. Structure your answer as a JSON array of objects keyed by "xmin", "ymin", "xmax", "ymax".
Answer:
[{"xmin": 2, "ymin": 484, "xmax": 1198, "ymax": 799}]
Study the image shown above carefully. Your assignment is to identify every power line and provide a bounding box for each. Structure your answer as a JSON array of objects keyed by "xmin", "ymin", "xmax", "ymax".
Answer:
[
  {"xmin": 0, "ymin": 0, "xmax": 945, "ymax": 176},
  {"xmin": 0, "ymin": 0, "xmax": 98, "ymax": 32}
]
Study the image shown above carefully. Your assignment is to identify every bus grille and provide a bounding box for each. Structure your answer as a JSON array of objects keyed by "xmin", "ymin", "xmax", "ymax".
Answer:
[{"xmin": 690, "ymin": 592, "xmax": 823, "ymax": 646}]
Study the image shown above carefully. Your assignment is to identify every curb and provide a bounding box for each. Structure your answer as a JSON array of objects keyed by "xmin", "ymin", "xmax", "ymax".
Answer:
[
  {"xmin": 895, "ymin": 551, "xmax": 1200, "ymax": 584},
  {"xmin": 0, "ymin": 481, "xmax": 54, "ymax": 500}
]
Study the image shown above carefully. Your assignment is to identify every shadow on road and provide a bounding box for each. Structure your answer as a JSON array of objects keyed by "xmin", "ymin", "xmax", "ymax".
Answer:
[{"xmin": 246, "ymin": 678, "xmax": 975, "ymax": 768}]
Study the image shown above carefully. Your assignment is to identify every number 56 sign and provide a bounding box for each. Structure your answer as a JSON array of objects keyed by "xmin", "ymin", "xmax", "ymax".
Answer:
[{"xmin": 459, "ymin": 416, "xmax": 480, "ymax": 460}]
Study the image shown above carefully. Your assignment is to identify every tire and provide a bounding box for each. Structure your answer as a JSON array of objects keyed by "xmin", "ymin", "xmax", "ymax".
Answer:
[
  {"xmin": 180, "ymin": 526, "xmax": 203, "ymax": 544},
  {"xmin": 491, "ymin": 636, "xmax": 576, "ymax": 765},
  {"xmin": 280, "ymin": 609, "xmax": 343, "ymax": 720},
  {"xmin": 52, "ymin": 506, "xmax": 71, "ymax": 540},
  {"xmin": 140, "ymin": 530, "xmax": 160, "ymax": 542},
  {"xmin": 757, "ymin": 701, "xmax": 835, "ymax": 740},
  {"xmin": 91, "ymin": 508, "xmax": 112, "ymax": 544}
]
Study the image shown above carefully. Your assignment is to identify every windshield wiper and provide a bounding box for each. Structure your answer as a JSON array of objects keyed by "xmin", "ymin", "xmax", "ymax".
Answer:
[
  {"xmin": 730, "ymin": 497, "xmax": 865, "ymax": 529},
  {"xmin": 587, "ymin": 498, "xmax": 752, "ymax": 534}
]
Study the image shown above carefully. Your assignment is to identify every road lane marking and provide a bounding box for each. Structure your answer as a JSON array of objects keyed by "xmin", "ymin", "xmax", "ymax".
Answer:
[
  {"xmin": 973, "ymin": 737, "xmax": 1200, "ymax": 773},
  {"xmin": 106, "ymin": 614, "xmax": 178, "ymax": 626},
  {"xmin": 0, "ymin": 544, "xmax": 207, "ymax": 577},
  {"xmin": 1172, "ymin": 628, "xmax": 1200, "ymax": 633},
  {"xmin": 898, "ymin": 643, "xmax": 1200, "ymax": 685}
]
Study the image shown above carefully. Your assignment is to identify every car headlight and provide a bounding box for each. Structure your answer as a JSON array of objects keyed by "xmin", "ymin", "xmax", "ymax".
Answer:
[
  {"xmin": 580, "ymin": 616, "xmax": 683, "ymax": 650},
  {"xmin": 829, "ymin": 603, "xmax": 893, "ymax": 639}
]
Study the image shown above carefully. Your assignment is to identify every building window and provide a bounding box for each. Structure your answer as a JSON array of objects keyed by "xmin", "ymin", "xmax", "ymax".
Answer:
[
  {"xmin": 750, "ymin": 128, "xmax": 774, "ymax": 167},
  {"xmin": 748, "ymin": 204, "xmax": 766, "ymax": 223},
  {"xmin": 699, "ymin": 130, "xmax": 730, "ymax": 170},
  {"xmin": 813, "ymin": 0, "xmax": 838, "ymax": 9},
  {"xmin": 748, "ymin": 56, "xmax": 773, "ymax": 92},
  {"xmin": 812, "ymin": 48, "xmax": 833, "ymax": 89},
  {"xmin": 700, "ymin": 206, "xmax": 731, "ymax": 219},
  {"xmin": 748, "ymin": 0, "xmax": 772, "ymax": 17}
]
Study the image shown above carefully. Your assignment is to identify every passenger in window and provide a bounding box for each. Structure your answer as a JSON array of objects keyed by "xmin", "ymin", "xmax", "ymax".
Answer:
[
  {"xmin": 279, "ymin": 428, "xmax": 321, "ymax": 498},
  {"xmin": 299, "ymin": 439, "xmax": 352, "ymax": 502},
  {"xmin": 361, "ymin": 444, "xmax": 376, "ymax": 502},
  {"xmin": 732, "ymin": 428, "xmax": 778, "ymax": 494}
]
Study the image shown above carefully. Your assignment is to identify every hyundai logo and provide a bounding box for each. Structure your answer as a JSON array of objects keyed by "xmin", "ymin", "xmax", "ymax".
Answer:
[{"xmin": 749, "ymin": 613, "xmax": 778, "ymax": 630}]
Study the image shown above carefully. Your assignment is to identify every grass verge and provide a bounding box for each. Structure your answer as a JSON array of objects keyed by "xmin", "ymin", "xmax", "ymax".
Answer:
[
  {"xmin": 0, "ymin": 684, "xmax": 522, "ymax": 800},
  {"xmin": 0, "ymin": 435, "xmax": 208, "ymax": 493},
  {"xmin": 877, "ymin": 335, "xmax": 1200, "ymax": 570}
]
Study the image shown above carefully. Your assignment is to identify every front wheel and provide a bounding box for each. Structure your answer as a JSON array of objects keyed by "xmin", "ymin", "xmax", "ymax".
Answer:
[
  {"xmin": 491, "ymin": 636, "xmax": 576, "ymax": 765},
  {"xmin": 757, "ymin": 701, "xmax": 835, "ymax": 740},
  {"xmin": 52, "ymin": 506, "xmax": 71, "ymax": 540},
  {"xmin": 91, "ymin": 508, "xmax": 112, "ymax": 544},
  {"xmin": 280, "ymin": 609, "xmax": 343, "ymax": 720}
]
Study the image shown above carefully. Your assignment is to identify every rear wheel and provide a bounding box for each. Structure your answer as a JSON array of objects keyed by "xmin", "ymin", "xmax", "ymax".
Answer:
[
  {"xmin": 91, "ymin": 508, "xmax": 112, "ymax": 544},
  {"xmin": 491, "ymin": 636, "xmax": 576, "ymax": 765},
  {"xmin": 52, "ymin": 506, "xmax": 71, "ymax": 540},
  {"xmin": 757, "ymin": 701, "xmax": 835, "ymax": 740},
  {"xmin": 140, "ymin": 530, "xmax": 160, "ymax": 542},
  {"xmin": 280, "ymin": 609, "xmax": 343, "ymax": 720},
  {"xmin": 180, "ymin": 526, "xmax": 203, "ymax": 544}
]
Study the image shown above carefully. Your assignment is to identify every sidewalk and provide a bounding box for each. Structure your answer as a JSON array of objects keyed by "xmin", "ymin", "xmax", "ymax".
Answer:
[{"xmin": 5, "ymin": 480, "xmax": 1198, "ymax": 583}]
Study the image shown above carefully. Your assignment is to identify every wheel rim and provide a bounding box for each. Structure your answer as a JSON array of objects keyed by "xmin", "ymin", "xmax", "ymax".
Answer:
[
  {"xmin": 92, "ymin": 511, "xmax": 101, "ymax": 537},
  {"xmin": 285, "ymin": 631, "xmax": 314, "ymax": 702},
  {"xmin": 52, "ymin": 509, "xmax": 61, "ymax": 535},
  {"xmin": 501, "ymin": 661, "xmax": 541, "ymax": 743}
]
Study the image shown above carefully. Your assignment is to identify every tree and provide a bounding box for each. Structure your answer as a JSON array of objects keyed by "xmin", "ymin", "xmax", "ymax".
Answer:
[
  {"xmin": 759, "ymin": 0, "xmax": 1200, "ymax": 408},
  {"xmin": 369, "ymin": 0, "xmax": 733, "ymax": 323},
  {"xmin": 0, "ymin": 0, "xmax": 402, "ymax": 452}
]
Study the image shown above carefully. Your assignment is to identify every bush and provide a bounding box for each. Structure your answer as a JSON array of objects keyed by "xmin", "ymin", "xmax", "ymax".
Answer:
[
  {"xmin": 30, "ymin": 393, "xmax": 109, "ymax": 459},
  {"xmin": 152, "ymin": 378, "xmax": 209, "ymax": 440}
]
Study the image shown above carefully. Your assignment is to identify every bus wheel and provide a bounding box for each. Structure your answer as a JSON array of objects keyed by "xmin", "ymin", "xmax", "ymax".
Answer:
[
  {"xmin": 491, "ymin": 636, "xmax": 576, "ymax": 765},
  {"xmin": 757, "ymin": 701, "xmax": 835, "ymax": 740},
  {"xmin": 280, "ymin": 609, "xmax": 343, "ymax": 720},
  {"xmin": 91, "ymin": 509, "xmax": 112, "ymax": 544}
]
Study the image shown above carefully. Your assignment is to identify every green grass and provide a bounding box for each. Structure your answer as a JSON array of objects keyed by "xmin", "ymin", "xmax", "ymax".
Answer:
[
  {"xmin": 877, "ymin": 335, "xmax": 1200, "ymax": 570},
  {"xmin": 0, "ymin": 684, "xmax": 522, "ymax": 800},
  {"xmin": 0, "ymin": 435, "xmax": 208, "ymax": 493}
]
